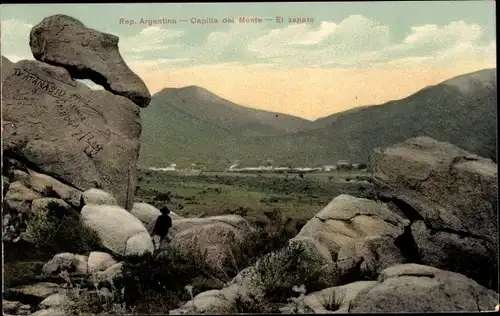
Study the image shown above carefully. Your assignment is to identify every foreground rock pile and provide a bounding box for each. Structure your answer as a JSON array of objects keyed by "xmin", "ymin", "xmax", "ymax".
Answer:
[
  {"xmin": 170, "ymin": 137, "xmax": 499, "ymax": 314},
  {"xmin": 2, "ymin": 13, "xmax": 498, "ymax": 315}
]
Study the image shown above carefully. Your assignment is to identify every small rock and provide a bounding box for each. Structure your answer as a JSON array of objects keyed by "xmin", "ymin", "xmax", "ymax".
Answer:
[
  {"xmin": 87, "ymin": 251, "xmax": 117, "ymax": 273},
  {"xmin": 4, "ymin": 181, "xmax": 42, "ymax": 213},
  {"xmin": 92, "ymin": 262, "xmax": 123, "ymax": 284},
  {"xmin": 39, "ymin": 290, "xmax": 71, "ymax": 309},
  {"xmin": 42, "ymin": 253, "xmax": 88, "ymax": 275},
  {"xmin": 2, "ymin": 299, "xmax": 22, "ymax": 313}
]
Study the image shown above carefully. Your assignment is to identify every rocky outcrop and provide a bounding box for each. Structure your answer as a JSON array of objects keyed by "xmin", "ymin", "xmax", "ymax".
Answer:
[
  {"xmin": 81, "ymin": 204, "xmax": 154, "ymax": 256},
  {"xmin": 349, "ymin": 264, "xmax": 499, "ymax": 312},
  {"xmin": 2, "ymin": 60, "xmax": 141, "ymax": 210},
  {"xmin": 29, "ymin": 14, "xmax": 151, "ymax": 107},
  {"xmin": 292, "ymin": 194, "xmax": 408, "ymax": 282},
  {"xmin": 371, "ymin": 136, "xmax": 498, "ymax": 289},
  {"xmin": 171, "ymin": 221, "xmax": 251, "ymax": 273}
]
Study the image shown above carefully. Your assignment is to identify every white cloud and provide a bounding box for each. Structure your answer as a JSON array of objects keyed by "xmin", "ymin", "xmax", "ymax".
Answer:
[
  {"xmin": 248, "ymin": 14, "xmax": 391, "ymax": 66},
  {"xmin": 1, "ymin": 15, "xmax": 495, "ymax": 71},
  {"xmin": 293, "ymin": 21, "xmax": 337, "ymax": 45},
  {"xmin": 404, "ymin": 21, "xmax": 483, "ymax": 45},
  {"xmin": 127, "ymin": 57, "xmax": 193, "ymax": 72},
  {"xmin": 1, "ymin": 19, "xmax": 33, "ymax": 59},
  {"xmin": 119, "ymin": 26, "xmax": 184, "ymax": 53}
]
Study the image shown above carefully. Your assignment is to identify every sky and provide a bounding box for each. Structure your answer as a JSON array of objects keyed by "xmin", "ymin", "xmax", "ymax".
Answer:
[{"xmin": 0, "ymin": 1, "xmax": 496, "ymax": 120}]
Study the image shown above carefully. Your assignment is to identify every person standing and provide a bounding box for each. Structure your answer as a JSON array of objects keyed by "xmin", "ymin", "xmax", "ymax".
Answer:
[{"xmin": 149, "ymin": 206, "xmax": 173, "ymax": 250}]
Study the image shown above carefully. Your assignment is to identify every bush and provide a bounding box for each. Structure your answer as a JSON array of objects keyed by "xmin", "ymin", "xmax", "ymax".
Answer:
[
  {"xmin": 22, "ymin": 201, "xmax": 101, "ymax": 258},
  {"xmin": 250, "ymin": 243, "xmax": 313, "ymax": 301},
  {"xmin": 227, "ymin": 210, "xmax": 306, "ymax": 278},
  {"xmin": 155, "ymin": 191, "xmax": 172, "ymax": 202},
  {"xmin": 116, "ymin": 244, "xmax": 225, "ymax": 314}
]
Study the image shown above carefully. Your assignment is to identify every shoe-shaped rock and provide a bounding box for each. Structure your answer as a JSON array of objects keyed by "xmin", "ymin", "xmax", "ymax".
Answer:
[{"xmin": 29, "ymin": 14, "xmax": 151, "ymax": 107}]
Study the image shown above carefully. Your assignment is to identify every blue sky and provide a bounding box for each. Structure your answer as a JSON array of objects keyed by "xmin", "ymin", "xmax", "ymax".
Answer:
[{"xmin": 1, "ymin": 1, "xmax": 496, "ymax": 119}]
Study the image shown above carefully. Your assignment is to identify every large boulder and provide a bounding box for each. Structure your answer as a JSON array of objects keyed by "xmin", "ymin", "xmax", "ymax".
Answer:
[
  {"xmin": 170, "ymin": 221, "xmax": 252, "ymax": 273},
  {"xmin": 29, "ymin": 14, "xmax": 151, "ymax": 107},
  {"xmin": 130, "ymin": 202, "xmax": 161, "ymax": 228},
  {"xmin": 371, "ymin": 136, "xmax": 498, "ymax": 289},
  {"xmin": 2, "ymin": 60, "xmax": 141, "ymax": 210},
  {"xmin": 348, "ymin": 264, "xmax": 499, "ymax": 312},
  {"xmin": 80, "ymin": 204, "xmax": 154, "ymax": 256},
  {"xmin": 292, "ymin": 194, "xmax": 409, "ymax": 281},
  {"xmin": 170, "ymin": 215, "xmax": 253, "ymax": 236}
]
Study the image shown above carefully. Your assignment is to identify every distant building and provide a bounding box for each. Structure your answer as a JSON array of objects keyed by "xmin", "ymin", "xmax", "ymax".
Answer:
[
  {"xmin": 148, "ymin": 166, "xmax": 176, "ymax": 172},
  {"xmin": 336, "ymin": 160, "xmax": 352, "ymax": 170},
  {"xmin": 323, "ymin": 165, "xmax": 337, "ymax": 171}
]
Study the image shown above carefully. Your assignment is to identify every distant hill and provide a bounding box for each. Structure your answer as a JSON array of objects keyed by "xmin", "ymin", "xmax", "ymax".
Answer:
[
  {"xmin": 139, "ymin": 68, "xmax": 497, "ymax": 168},
  {"xmin": 151, "ymin": 86, "xmax": 313, "ymax": 136}
]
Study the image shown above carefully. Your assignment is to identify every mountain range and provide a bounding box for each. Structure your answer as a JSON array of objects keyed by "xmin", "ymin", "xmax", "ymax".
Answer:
[{"xmin": 138, "ymin": 68, "xmax": 497, "ymax": 169}]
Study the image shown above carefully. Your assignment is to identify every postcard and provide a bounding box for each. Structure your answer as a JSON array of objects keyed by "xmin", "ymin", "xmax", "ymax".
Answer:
[{"xmin": 1, "ymin": 1, "xmax": 498, "ymax": 315}]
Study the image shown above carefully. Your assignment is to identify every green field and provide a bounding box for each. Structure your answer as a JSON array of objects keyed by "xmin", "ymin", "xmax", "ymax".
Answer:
[{"xmin": 134, "ymin": 170, "xmax": 374, "ymax": 223}]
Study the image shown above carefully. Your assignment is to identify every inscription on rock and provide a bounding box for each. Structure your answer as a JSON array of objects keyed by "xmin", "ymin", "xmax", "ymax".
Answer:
[{"xmin": 11, "ymin": 67, "xmax": 104, "ymax": 157}]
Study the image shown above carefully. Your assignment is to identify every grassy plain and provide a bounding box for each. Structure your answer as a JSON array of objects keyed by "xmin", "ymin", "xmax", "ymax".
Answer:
[{"xmin": 134, "ymin": 169, "xmax": 374, "ymax": 223}]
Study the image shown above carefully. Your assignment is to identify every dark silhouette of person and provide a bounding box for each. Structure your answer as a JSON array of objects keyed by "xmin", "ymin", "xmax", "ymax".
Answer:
[{"xmin": 152, "ymin": 206, "xmax": 173, "ymax": 249}]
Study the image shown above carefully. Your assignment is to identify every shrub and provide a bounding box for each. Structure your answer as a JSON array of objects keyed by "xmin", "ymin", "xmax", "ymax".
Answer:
[
  {"xmin": 233, "ymin": 291, "xmax": 281, "ymax": 314},
  {"xmin": 227, "ymin": 211, "xmax": 305, "ymax": 277},
  {"xmin": 155, "ymin": 191, "xmax": 172, "ymax": 202},
  {"xmin": 58, "ymin": 270, "xmax": 127, "ymax": 316},
  {"xmin": 3, "ymin": 260, "xmax": 45, "ymax": 288},
  {"xmin": 22, "ymin": 201, "xmax": 101, "ymax": 258},
  {"xmin": 116, "ymin": 244, "xmax": 225, "ymax": 313},
  {"xmin": 247, "ymin": 242, "xmax": 326, "ymax": 303}
]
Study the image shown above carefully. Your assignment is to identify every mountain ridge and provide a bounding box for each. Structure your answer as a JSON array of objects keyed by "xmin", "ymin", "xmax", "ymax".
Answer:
[{"xmin": 139, "ymin": 68, "xmax": 497, "ymax": 168}]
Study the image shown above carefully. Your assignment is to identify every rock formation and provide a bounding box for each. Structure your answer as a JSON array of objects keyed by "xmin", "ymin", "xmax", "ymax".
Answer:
[
  {"xmin": 371, "ymin": 136, "xmax": 498, "ymax": 290},
  {"xmin": 2, "ymin": 14, "xmax": 151, "ymax": 210},
  {"xmin": 29, "ymin": 14, "xmax": 151, "ymax": 107}
]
